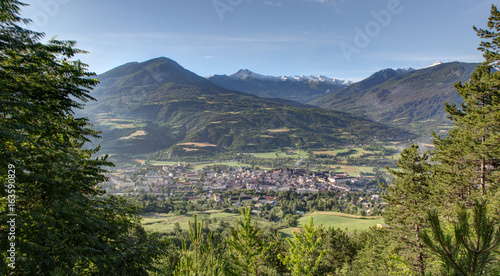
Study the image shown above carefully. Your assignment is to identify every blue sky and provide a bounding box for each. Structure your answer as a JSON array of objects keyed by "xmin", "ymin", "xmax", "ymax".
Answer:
[{"xmin": 21, "ymin": 0, "xmax": 492, "ymax": 81}]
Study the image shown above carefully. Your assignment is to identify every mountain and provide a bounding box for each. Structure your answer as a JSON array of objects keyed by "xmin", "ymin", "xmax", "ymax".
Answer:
[
  {"xmin": 207, "ymin": 69, "xmax": 352, "ymax": 104},
  {"xmin": 309, "ymin": 67, "xmax": 414, "ymax": 105},
  {"xmin": 425, "ymin": 60, "xmax": 443, "ymax": 68},
  {"xmin": 310, "ymin": 62, "xmax": 478, "ymax": 135},
  {"xmin": 80, "ymin": 57, "xmax": 414, "ymax": 157}
]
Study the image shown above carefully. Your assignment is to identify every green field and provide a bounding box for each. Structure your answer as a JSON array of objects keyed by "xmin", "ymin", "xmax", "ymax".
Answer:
[
  {"xmin": 280, "ymin": 212, "xmax": 384, "ymax": 238},
  {"xmin": 142, "ymin": 210, "xmax": 384, "ymax": 239},
  {"xmin": 331, "ymin": 165, "xmax": 387, "ymax": 175},
  {"xmin": 148, "ymin": 161, "xmax": 182, "ymax": 166},
  {"xmin": 248, "ymin": 150, "xmax": 309, "ymax": 159},
  {"xmin": 141, "ymin": 210, "xmax": 274, "ymax": 233}
]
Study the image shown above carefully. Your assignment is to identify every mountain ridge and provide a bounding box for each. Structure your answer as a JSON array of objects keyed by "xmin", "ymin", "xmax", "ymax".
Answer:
[
  {"xmin": 310, "ymin": 61, "xmax": 479, "ymax": 134},
  {"xmin": 207, "ymin": 69, "xmax": 352, "ymax": 103},
  {"xmin": 81, "ymin": 57, "xmax": 414, "ymax": 157}
]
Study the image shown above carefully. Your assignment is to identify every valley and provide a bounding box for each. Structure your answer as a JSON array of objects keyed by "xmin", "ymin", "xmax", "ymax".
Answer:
[{"xmin": 86, "ymin": 57, "xmax": 470, "ymax": 241}]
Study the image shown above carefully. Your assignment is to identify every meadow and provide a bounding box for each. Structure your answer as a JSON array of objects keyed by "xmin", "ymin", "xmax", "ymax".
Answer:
[
  {"xmin": 141, "ymin": 210, "xmax": 274, "ymax": 233},
  {"xmin": 141, "ymin": 210, "xmax": 384, "ymax": 238},
  {"xmin": 279, "ymin": 212, "xmax": 383, "ymax": 238}
]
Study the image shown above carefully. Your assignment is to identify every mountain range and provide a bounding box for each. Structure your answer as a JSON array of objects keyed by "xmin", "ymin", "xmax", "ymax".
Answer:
[
  {"xmin": 207, "ymin": 69, "xmax": 352, "ymax": 103},
  {"xmin": 209, "ymin": 61, "xmax": 477, "ymax": 135},
  {"xmin": 80, "ymin": 57, "xmax": 413, "ymax": 157},
  {"xmin": 310, "ymin": 61, "xmax": 478, "ymax": 133}
]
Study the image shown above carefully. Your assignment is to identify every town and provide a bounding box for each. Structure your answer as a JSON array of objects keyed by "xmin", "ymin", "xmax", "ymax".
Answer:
[
  {"xmin": 104, "ymin": 163, "xmax": 381, "ymax": 195},
  {"xmin": 102, "ymin": 163, "xmax": 386, "ymax": 214}
]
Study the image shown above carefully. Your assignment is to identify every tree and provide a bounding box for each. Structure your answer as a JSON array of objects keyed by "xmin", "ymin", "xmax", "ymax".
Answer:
[
  {"xmin": 343, "ymin": 228, "xmax": 397, "ymax": 276},
  {"xmin": 432, "ymin": 4, "xmax": 500, "ymax": 211},
  {"xmin": 382, "ymin": 145, "xmax": 432, "ymax": 275},
  {"xmin": 174, "ymin": 214, "xmax": 227, "ymax": 275},
  {"xmin": 420, "ymin": 200, "xmax": 500, "ymax": 275},
  {"xmin": 226, "ymin": 207, "xmax": 271, "ymax": 275},
  {"xmin": 278, "ymin": 218, "xmax": 328, "ymax": 276},
  {"xmin": 0, "ymin": 1, "xmax": 163, "ymax": 274},
  {"xmin": 316, "ymin": 227, "xmax": 363, "ymax": 275}
]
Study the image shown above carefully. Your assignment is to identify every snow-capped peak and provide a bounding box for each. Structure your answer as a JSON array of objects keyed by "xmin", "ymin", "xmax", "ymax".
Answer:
[
  {"xmin": 227, "ymin": 69, "xmax": 352, "ymax": 86},
  {"xmin": 425, "ymin": 60, "xmax": 442, "ymax": 68},
  {"xmin": 394, "ymin": 67, "xmax": 414, "ymax": 74},
  {"xmin": 229, "ymin": 69, "xmax": 277, "ymax": 81}
]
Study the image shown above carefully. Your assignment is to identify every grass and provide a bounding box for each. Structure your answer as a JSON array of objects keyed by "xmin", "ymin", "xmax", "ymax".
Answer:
[
  {"xmin": 141, "ymin": 210, "xmax": 273, "ymax": 232},
  {"xmin": 149, "ymin": 161, "xmax": 181, "ymax": 166},
  {"xmin": 248, "ymin": 150, "xmax": 309, "ymax": 159},
  {"xmin": 94, "ymin": 117, "xmax": 146, "ymax": 130},
  {"xmin": 143, "ymin": 210, "xmax": 384, "ymax": 240},
  {"xmin": 332, "ymin": 165, "xmax": 388, "ymax": 175},
  {"xmin": 279, "ymin": 211, "xmax": 384, "ymax": 237}
]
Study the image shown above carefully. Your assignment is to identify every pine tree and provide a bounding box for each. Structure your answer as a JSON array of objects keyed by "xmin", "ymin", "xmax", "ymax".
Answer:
[
  {"xmin": 420, "ymin": 200, "xmax": 500, "ymax": 275},
  {"xmin": 432, "ymin": 4, "xmax": 500, "ymax": 211},
  {"xmin": 278, "ymin": 218, "xmax": 328, "ymax": 276},
  {"xmin": 174, "ymin": 214, "xmax": 227, "ymax": 275},
  {"xmin": 226, "ymin": 207, "xmax": 271, "ymax": 275},
  {"xmin": 0, "ymin": 1, "xmax": 164, "ymax": 274},
  {"xmin": 382, "ymin": 145, "xmax": 432, "ymax": 275}
]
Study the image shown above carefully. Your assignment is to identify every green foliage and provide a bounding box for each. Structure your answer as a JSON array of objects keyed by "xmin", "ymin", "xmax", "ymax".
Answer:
[
  {"xmin": 174, "ymin": 214, "xmax": 228, "ymax": 275},
  {"xmin": 420, "ymin": 201, "xmax": 500, "ymax": 275},
  {"xmin": 343, "ymin": 228, "xmax": 399, "ymax": 276},
  {"xmin": 0, "ymin": 1, "xmax": 163, "ymax": 274},
  {"xmin": 226, "ymin": 207, "xmax": 271, "ymax": 275},
  {"xmin": 382, "ymin": 145, "xmax": 432, "ymax": 275},
  {"xmin": 317, "ymin": 227, "xmax": 364, "ymax": 274},
  {"xmin": 432, "ymin": 4, "xmax": 500, "ymax": 212},
  {"xmin": 278, "ymin": 218, "xmax": 328, "ymax": 276}
]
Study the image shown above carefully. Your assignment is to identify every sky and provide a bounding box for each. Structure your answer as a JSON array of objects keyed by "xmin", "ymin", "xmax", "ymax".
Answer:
[{"xmin": 20, "ymin": 0, "xmax": 493, "ymax": 81}]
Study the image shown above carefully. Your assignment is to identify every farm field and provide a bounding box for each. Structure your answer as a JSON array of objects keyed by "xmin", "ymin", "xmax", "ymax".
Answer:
[
  {"xmin": 279, "ymin": 211, "xmax": 383, "ymax": 238},
  {"xmin": 142, "ymin": 210, "xmax": 384, "ymax": 238},
  {"xmin": 141, "ymin": 210, "xmax": 274, "ymax": 233},
  {"xmin": 330, "ymin": 165, "xmax": 387, "ymax": 175},
  {"xmin": 248, "ymin": 149, "xmax": 310, "ymax": 159}
]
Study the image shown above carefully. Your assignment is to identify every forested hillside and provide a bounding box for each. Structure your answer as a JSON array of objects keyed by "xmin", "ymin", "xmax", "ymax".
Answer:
[
  {"xmin": 311, "ymin": 62, "xmax": 478, "ymax": 135},
  {"xmin": 80, "ymin": 57, "xmax": 413, "ymax": 157}
]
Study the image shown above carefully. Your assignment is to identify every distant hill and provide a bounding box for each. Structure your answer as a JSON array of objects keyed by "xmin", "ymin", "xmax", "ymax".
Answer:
[
  {"xmin": 80, "ymin": 57, "xmax": 414, "ymax": 157},
  {"xmin": 310, "ymin": 62, "xmax": 478, "ymax": 135},
  {"xmin": 207, "ymin": 69, "xmax": 352, "ymax": 104}
]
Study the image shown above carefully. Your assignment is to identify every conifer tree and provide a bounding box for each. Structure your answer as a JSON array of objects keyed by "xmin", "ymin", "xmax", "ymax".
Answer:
[
  {"xmin": 432, "ymin": 4, "xmax": 500, "ymax": 210},
  {"xmin": 278, "ymin": 218, "xmax": 328, "ymax": 276},
  {"xmin": 226, "ymin": 207, "xmax": 271, "ymax": 275},
  {"xmin": 0, "ymin": 1, "xmax": 164, "ymax": 274},
  {"xmin": 420, "ymin": 200, "xmax": 500, "ymax": 275},
  {"xmin": 382, "ymin": 145, "xmax": 432, "ymax": 275},
  {"xmin": 174, "ymin": 214, "xmax": 227, "ymax": 275}
]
